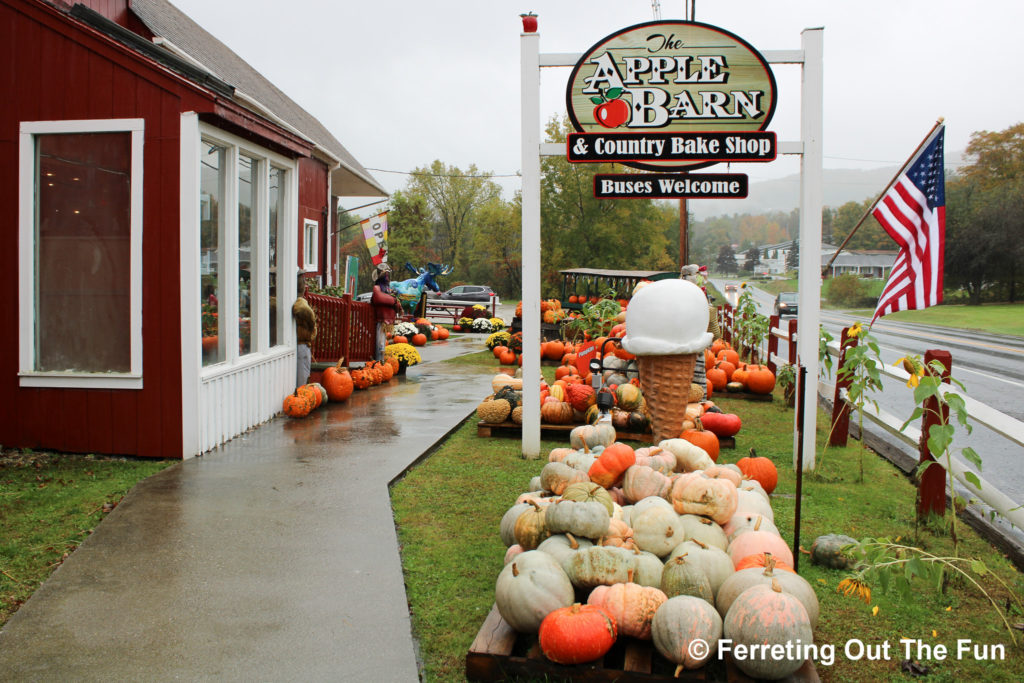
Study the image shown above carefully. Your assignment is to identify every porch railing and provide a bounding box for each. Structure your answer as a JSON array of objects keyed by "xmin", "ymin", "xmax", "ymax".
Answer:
[{"xmin": 305, "ymin": 292, "xmax": 375, "ymax": 364}]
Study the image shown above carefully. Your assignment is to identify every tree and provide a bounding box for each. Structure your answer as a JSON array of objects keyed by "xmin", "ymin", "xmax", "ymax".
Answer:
[
  {"xmin": 404, "ymin": 160, "xmax": 501, "ymax": 272},
  {"xmin": 962, "ymin": 123, "xmax": 1024, "ymax": 189},
  {"xmin": 539, "ymin": 117, "xmax": 675, "ymax": 296},
  {"xmin": 830, "ymin": 200, "xmax": 890, "ymax": 250},
  {"xmin": 716, "ymin": 244, "xmax": 737, "ymax": 274},
  {"xmin": 464, "ymin": 196, "xmax": 521, "ymax": 297},
  {"xmin": 786, "ymin": 239, "xmax": 799, "ymax": 271},
  {"xmin": 743, "ymin": 246, "xmax": 761, "ymax": 273}
]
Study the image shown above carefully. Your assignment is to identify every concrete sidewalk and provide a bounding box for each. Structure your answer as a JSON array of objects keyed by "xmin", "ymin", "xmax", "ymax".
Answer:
[{"xmin": 0, "ymin": 336, "xmax": 494, "ymax": 682}]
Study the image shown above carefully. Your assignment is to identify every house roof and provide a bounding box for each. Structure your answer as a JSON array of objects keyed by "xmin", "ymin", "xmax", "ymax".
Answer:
[
  {"xmin": 821, "ymin": 250, "xmax": 898, "ymax": 267},
  {"xmin": 128, "ymin": 0, "xmax": 388, "ymax": 198}
]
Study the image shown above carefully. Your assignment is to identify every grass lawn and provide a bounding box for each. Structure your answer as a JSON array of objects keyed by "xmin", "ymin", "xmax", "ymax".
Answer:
[
  {"xmin": 392, "ymin": 352, "xmax": 1024, "ymax": 682},
  {"xmin": 845, "ymin": 302, "xmax": 1024, "ymax": 337},
  {"xmin": 0, "ymin": 451, "xmax": 175, "ymax": 625}
]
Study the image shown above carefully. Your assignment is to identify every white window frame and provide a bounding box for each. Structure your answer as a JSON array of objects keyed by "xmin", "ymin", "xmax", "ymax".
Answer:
[
  {"xmin": 197, "ymin": 124, "xmax": 297, "ymax": 380},
  {"xmin": 18, "ymin": 118, "xmax": 144, "ymax": 389},
  {"xmin": 303, "ymin": 219, "xmax": 319, "ymax": 272}
]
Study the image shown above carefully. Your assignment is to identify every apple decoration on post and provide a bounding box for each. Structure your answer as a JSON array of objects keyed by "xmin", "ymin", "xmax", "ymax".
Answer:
[
  {"xmin": 520, "ymin": 12, "xmax": 537, "ymax": 33},
  {"xmin": 591, "ymin": 88, "xmax": 629, "ymax": 128}
]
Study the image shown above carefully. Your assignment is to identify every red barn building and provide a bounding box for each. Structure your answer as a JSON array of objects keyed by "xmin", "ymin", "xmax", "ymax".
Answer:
[{"xmin": 1, "ymin": 0, "xmax": 387, "ymax": 458}]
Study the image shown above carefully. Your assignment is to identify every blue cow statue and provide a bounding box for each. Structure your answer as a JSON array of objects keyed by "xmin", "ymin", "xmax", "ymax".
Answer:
[{"xmin": 392, "ymin": 262, "xmax": 452, "ymax": 310}]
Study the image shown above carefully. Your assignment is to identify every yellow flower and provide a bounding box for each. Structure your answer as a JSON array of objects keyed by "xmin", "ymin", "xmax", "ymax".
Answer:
[
  {"xmin": 848, "ymin": 322, "xmax": 863, "ymax": 338},
  {"xmin": 894, "ymin": 356, "xmax": 925, "ymax": 388},
  {"xmin": 837, "ymin": 578, "xmax": 872, "ymax": 604},
  {"xmin": 872, "ymin": 605, "xmax": 879, "ymax": 616},
  {"xmin": 932, "ymin": 630, "xmax": 938, "ymax": 638},
  {"xmin": 945, "ymin": 606, "xmax": 952, "ymax": 611}
]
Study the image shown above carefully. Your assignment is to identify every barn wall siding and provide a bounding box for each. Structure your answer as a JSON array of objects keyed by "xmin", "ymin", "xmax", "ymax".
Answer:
[{"xmin": 0, "ymin": 0, "xmax": 213, "ymax": 458}]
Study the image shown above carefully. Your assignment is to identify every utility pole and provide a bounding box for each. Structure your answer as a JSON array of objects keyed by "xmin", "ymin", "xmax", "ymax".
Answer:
[{"xmin": 679, "ymin": 199, "xmax": 688, "ymax": 268}]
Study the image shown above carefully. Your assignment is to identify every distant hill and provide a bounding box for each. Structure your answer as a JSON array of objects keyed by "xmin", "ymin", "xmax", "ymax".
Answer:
[{"xmin": 690, "ymin": 150, "xmax": 967, "ymax": 219}]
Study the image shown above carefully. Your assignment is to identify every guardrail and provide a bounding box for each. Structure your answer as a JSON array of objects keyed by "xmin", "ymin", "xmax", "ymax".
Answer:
[
  {"xmin": 715, "ymin": 303, "xmax": 1024, "ymax": 537},
  {"xmin": 422, "ymin": 296, "xmax": 499, "ymax": 325}
]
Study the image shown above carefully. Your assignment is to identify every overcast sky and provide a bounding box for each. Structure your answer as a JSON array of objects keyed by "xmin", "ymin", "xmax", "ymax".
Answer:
[{"xmin": 168, "ymin": 0, "xmax": 1024, "ymax": 208}]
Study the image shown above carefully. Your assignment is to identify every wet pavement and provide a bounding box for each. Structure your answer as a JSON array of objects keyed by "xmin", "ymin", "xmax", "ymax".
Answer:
[{"xmin": 0, "ymin": 335, "xmax": 494, "ymax": 682}]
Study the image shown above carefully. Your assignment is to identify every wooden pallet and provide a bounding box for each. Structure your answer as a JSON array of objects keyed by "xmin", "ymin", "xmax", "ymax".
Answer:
[
  {"xmin": 476, "ymin": 422, "xmax": 735, "ymax": 449},
  {"xmin": 466, "ymin": 604, "xmax": 819, "ymax": 682},
  {"xmin": 716, "ymin": 391, "xmax": 773, "ymax": 402}
]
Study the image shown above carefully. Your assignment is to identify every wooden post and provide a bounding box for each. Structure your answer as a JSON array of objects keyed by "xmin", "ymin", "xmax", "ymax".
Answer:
[
  {"xmin": 767, "ymin": 314, "xmax": 780, "ymax": 373},
  {"xmin": 918, "ymin": 350, "xmax": 952, "ymax": 518},
  {"xmin": 787, "ymin": 319, "xmax": 798, "ymax": 365},
  {"xmin": 793, "ymin": 364, "xmax": 807, "ymax": 573},
  {"xmin": 829, "ymin": 327, "xmax": 854, "ymax": 447},
  {"xmin": 679, "ymin": 198, "xmax": 689, "ymax": 267}
]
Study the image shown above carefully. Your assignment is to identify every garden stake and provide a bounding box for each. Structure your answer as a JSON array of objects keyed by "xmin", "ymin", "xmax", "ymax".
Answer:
[{"xmin": 793, "ymin": 364, "xmax": 807, "ymax": 573}]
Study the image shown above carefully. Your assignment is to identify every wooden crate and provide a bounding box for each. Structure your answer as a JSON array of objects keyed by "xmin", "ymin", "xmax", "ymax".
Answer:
[
  {"xmin": 466, "ymin": 605, "xmax": 819, "ymax": 682},
  {"xmin": 476, "ymin": 422, "xmax": 735, "ymax": 449}
]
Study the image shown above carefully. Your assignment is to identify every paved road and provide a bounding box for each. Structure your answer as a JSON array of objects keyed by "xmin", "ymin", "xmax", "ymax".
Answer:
[{"xmin": 714, "ymin": 279, "xmax": 1024, "ymax": 538}]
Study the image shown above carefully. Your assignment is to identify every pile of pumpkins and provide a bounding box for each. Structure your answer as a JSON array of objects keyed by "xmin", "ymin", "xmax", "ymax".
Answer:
[
  {"xmin": 281, "ymin": 357, "xmax": 398, "ymax": 419},
  {"xmin": 392, "ymin": 318, "xmax": 450, "ymax": 347},
  {"xmin": 704, "ymin": 341, "xmax": 776, "ymax": 396},
  {"xmin": 495, "ymin": 423, "xmax": 819, "ymax": 680}
]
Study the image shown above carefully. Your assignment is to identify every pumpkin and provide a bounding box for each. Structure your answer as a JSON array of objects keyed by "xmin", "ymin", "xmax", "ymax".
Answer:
[
  {"xmin": 544, "ymin": 499, "xmax": 611, "ymax": 539},
  {"xmin": 736, "ymin": 448, "xmax": 778, "ymax": 494},
  {"xmin": 562, "ymin": 449, "xmax": 598, "ymax": 474},
  {"xmin": 668, "ymin": 472, "xmax": 738, "ymax": 525},
  {"xmin": 734, "ymin": 551, "xmax": 795, "ymax": 573},
  {"xmin": 658, "ymin": 439, "xmax": 713, "ymax": 472},
  {"xmin": 737, "ymin": 478, "xmax": 771, "ymax": 502},
  {"xmin": 492, "ymin": 373, "xmax": 523, "ymax": 393},
  {"xmin": 809, "ymin": 533, "xmax": 858, "ymax": 569},
  {"xmin": 745, "ymin": 364, "xmax": 776, "ymax": 394},
  {"xmin": 667, "ymin": 539, "xmax": 734, "ymax": 599},
  {"xmin": 598, "ymin": 518, "xmax": 636, "ymax": 550},
  {"xmin": 588, "ymin": 443, "xmax": 636, "ymax": 488},
  {"xmin": 622, "ymin": 465, "xmax": 672, "ymax": 503},
  {"xmin": 660, "ymin": 553, "xmax": 713, "ymax": 602},
  {"xmin": 539, "ymin": 462, "xmax": 590, "ymax": 495},
  {"xmin": 565, "ymin": 383, "xmax": 597, "ymax": 412},
  {"xmin": 393, "ymin": 335, "xmax": 408, "ymax": 344},
  {"xmin": 566, "ymin": 545, "xmax": 636, "ymax": 588},
  {"xmin": 540, "ymin": 400, "xmax": 574, "ymax": 425},
  {"xmin": 504, "ymin": 544, "xmax": 524, "ymax": 565},
  {"xmin": 614, "ymin": 383, "xmax": 643, "ymax": 411},
  {"xmin": 495, "ymin": 550, "xmax": 575, "ymax": 633},
  {"xmin": 410, "ymin": 332, "xmax": 427, "ymax": 346},
  {"xmin": 282, "ymin": 390, "xmax": 312, "ymax": 418},
  {"xmin": 297, "ymin": 384, "xmax": 322, "ymax": 409},
  {"xmin": 498, "ymin": 348, "xmax": 517, "ymax": 365},
  {"xmin": 477, "ymin": 398, "xmax": 512, "ymax": 424},
  {"xmin": 561, "ymin": 482, "xmax": 614, "ymax": 515},
  {"xmin": 569, "ymin": 422, "xmax": 616, "ymax": 450},
  {"xmin": 727, "ymin": 530, "xmax": 794, "ymax": 568},
  {"xmin": 587, "ymin": 574, "xmax": 667, "ymax": 639},
  {"xmin": 652, "ymin": 596, "xmax": 723, "ymax": 673},
  {"xmin": 716, "ymin": 348, "xmax": 740, "ymax": 367},
  {"xmin": 631, "ymin": 549, "xmax": 666, "ymax": 588},
  {"xmin": 543, "ymin": 339, "xmax": 565, "ymax": 361},
  {"xmin": 723, "ymin": 513, "xmax": 780, "ymax": 543},
  {"xmin": 501, "ymin": 501, "xmax": 549, "ymax": 546},
  {"xmin": 513, "ymin": 500, "xmax": 550, "ymax": 550},
  {"xmin": 538, "ymin": 603, "xmax": 617, "ymax": 664},
  {"xmin": 699, "ymin": 412, "xmax": 742, "ymax": 438},
  {"xmin": 537, "ymin": 533, "xmax": 593, "ymax": 576},
  {"xmin": 717, "ymin": 557, "xmax": 818, "ymax": 627},
  {"xmin": 705, "ymin": 365, "xmax": 728, "ymax": 392},
  {"xmin": 679, "ymin": 419, "xmax": 719, "ymax": 461},
  {"xmin": 350, "ymin": 368, "xmax": 373, "ymax": 390},
  {"xmin": 322, "ymin": 360, "xmax": 354, "ymax": 402},
  {"xmin": 722, "ymin": 580, "xmax": 814, "ymax": 680},
  {"xmin": 633, "ymin": 447, "xmax": 675, "ymax": 475},
  {"xmin": 631, "ymin": 505, "xmax": 684, "ymax": 558},
  {"xmin": 678, "ymin": 514, "xmax": 728, "ymax": 551},
  {"xmin": 735, "ymin": 488, "xmax": 774, "ymax": 521}
]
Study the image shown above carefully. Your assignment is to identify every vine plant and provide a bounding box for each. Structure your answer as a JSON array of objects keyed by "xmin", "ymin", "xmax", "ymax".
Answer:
[
  {"xmin": 732, "ymin": 288, "xmax": 769, "ymax": 363},
  {"xmin": 834, "ymin": 322, "xmax": 885, "ymax": 483}
]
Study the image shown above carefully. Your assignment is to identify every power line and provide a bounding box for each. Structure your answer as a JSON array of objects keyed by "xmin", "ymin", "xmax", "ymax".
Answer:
[{"xmin": 364, "ymin": 167, "xmax": 521, "ymax": 179}]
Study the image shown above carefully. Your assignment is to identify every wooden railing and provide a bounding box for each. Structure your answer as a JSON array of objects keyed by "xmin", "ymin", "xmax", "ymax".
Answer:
[{"xmin": 305, "ymin": 292, "xmax": 375, "ymax": 364}]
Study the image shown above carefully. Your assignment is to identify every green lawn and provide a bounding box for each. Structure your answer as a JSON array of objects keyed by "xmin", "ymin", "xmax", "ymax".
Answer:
[
  {"xmin": 392, "ymin": 351, "xmax": 1024, "ymax": 682},
  {"xmin": 847, "ymin": 302, "xmax": 1024, "ymax": 337},
  {"xmin": 1, "ymin": 451, "xmax": 174, "ymax": 625}
]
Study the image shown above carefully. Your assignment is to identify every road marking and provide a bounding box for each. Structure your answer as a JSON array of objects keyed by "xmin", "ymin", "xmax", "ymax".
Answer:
[{"xmin": 821, "ymin": 313, "xmax": 1024, "ymax": 356}]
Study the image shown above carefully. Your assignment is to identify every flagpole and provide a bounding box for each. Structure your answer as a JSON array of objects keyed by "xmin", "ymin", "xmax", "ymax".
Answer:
[{"xmin": 821, "ymin": 118, "xmax": 945, "ymax": 278}]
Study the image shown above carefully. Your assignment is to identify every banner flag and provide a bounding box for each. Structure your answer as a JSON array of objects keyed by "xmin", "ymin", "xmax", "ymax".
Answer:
[{"xmin": 360, "ymin": 212, "xmax": 389, "ymax": 266}]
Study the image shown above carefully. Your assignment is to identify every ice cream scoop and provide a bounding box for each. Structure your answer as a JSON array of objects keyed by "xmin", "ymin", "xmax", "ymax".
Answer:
[{"xmin": 621, "ymin": 279, "xmax": 713, "ymax": 355}]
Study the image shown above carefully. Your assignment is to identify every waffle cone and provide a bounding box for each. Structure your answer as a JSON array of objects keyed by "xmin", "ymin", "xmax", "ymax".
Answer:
[{"xmin": 638, "ymin": 353, "xmax": 697, "ymax": 443}]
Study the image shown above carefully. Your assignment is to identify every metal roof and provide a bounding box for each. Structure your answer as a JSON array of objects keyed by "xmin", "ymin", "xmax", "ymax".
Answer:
[{"xmin": 558, "ymin": 268, "xmax": 677, "ymax": 279}]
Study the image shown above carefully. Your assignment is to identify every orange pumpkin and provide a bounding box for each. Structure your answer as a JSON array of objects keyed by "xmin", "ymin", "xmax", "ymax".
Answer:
[
  {"xmin": 732, "ymin": 365, "xmax": 750, "ymax": 388},
  {"xmin": 588, "ymin": 443, "xmax": 636, "ymax": 488},
  {"xmin": 493, "ymin": 345, "xmax": 509, "ymax": 358},
  {"xmin": 385, "ymin": 356, "xmax": 400, "ymax": 375},
  {"xmin": 540, "ymin": 400, "xmax": 574, "ymax": 425},
  {"xmin": 393, "ymin": 335, "xmax": 408, "ymax": 344},
  {"xmin": 544, "ymin": 340, "xmax": 565, "ymax": 361},
  {"xmin": 680, "ymin": 419, "xmax": 720, "ymax": 461},
  {"xmin": 715, "ymin": 360, "xmax": 736, "ymax": 382},
  {"xmin": 717, "ymin": 348, "xmax": 740, "ymax": 367},
  {"xmin": 322, "ymin": 360, "xmax": 354, "ymax": 402},
  {"xmin": 565, "ymin": 383, "xmax": 596, "ymax": 412},
  {"xmin": 498, "ymin": 348, "xmax": 517, "ymax": 365},
  {"xmin": 737, "ymin": 450, "xmax": 778, "ymax": 494},
  {"xmin": 734, "ymin": 551, "xmax": 796, "ymax": 573},
  {"xmin": 728, "ymin": 530, "xmax": 794, "ymax": 568},
  {"xmin": 554, "ymin": 365, "xmax": 577, "ymax": 381},
  {"xmin": 410, "ymin": 333, "xmax": 427, "ymax": 346},
  {"xmin": 539, "ymin": 603, "xmax": 617, "ymax": 665},
  {"xmin": 282, "ymin": 390, "xmax": 313, "ymax": 418},
  {"xmin": 350, "ymin": 369, "xmax": 372, "ymax": 390},
  {"xmin": 705, "ymin": 365, "xmax": 728, "ymax": 392},
  {"xmin": 745, "ymin": 365, "xmax": 776, "ymax": 394}
]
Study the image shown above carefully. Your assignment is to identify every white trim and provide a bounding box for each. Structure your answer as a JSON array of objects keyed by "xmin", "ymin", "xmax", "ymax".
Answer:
[
  {"xmin": 180, "ymin": 112, "xmax": 202, "ymax": 458},
  {"xmin": 18, "ymin": 118, "xmax": 144, "ymax": 389},
  {"xmin": 199, "ymin": 345, "xmax": 294, "ymax": 382},
  {"xmin": 303, "ymin": 218, "xmax": 319, "ymax": 272},
  {"xmin": 520, "ymin": 31, "xmax": 542, "ymax": 458}
]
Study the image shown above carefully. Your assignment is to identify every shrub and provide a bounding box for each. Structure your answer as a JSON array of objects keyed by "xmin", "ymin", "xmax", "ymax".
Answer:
[{"xmin": 827, "ymin": 274, "xmax": 872, "ymax": 307}]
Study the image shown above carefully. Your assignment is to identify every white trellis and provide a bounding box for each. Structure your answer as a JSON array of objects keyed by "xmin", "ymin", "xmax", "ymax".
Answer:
[{"xmin": 520, "ymin": 23, "xmax": 823, "ymax": 469}]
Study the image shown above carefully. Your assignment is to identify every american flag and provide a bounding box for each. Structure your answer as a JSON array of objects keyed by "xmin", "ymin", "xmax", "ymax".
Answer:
[{"xmin": 871, "ymin": 124, "xmax": 946, "ymax": 322}]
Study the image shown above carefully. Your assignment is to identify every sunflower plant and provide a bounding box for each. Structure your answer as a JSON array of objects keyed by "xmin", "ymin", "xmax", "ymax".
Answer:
[{"xmin": 833, "ymin": 321, "xmax": 885, "ymax": 483}]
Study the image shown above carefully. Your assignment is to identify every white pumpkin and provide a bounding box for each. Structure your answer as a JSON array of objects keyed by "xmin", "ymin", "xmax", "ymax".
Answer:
[
  {"xmin": 679, "ymin": 513, "xmax": 729, "ymax": 551},
  {"xmin": 659, "ymin": 438, "xmax": 714, "ymax": 472},
  {"xmin": 495, "ymin": 550, "xmax": 574, "ymax": 632},
  {"xmin": 632, "ymin": 506, "xmax": 685, "ymax": 557}
]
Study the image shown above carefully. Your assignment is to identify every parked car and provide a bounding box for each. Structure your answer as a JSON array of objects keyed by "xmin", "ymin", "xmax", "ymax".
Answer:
[
  {"xmin": 724, "ymin": 283, "xmax": 737, "ymax": 292},
  {"xmin": 433, "ymin": 285, "xmax": 499, "ymax": 304},
  {"xmin": 355, "ymin": 292, "xmax": 372, "ymax": 303},
  {"xmin": 774, "ymin": 291, "xmax": 798, "ymax": 316}
]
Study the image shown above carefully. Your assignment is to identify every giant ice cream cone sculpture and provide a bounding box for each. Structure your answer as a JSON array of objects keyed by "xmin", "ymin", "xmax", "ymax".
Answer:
[{"xmin": 622, "ymin": 279, "xmax": 713, "ymax": 443}]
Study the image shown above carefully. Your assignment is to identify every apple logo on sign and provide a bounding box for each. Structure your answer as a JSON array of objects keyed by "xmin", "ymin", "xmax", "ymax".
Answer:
[{"xmin": 591, "ymin": 88, "xmax": 629, "ymax": 129}]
